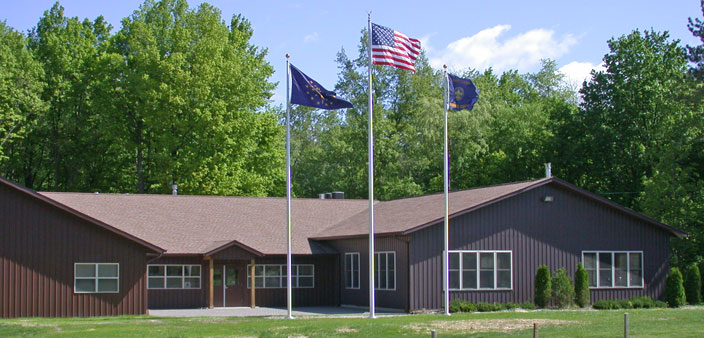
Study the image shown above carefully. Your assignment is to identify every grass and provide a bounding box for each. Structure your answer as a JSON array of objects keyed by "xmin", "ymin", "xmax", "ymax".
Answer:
[{"xmin": 1, "ymin": 307, "xmax": 704, "ymax": 337}]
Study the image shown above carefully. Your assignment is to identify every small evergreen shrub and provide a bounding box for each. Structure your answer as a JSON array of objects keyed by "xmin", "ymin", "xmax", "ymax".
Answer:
[
  {"xmin": 492, "ymin": 302, "xmax": 506, "ymax": 311},
  {"xmin": 631, "ymin": 296, "xmax": 655, "ymax": 309},
  {"xmin": 665, "ymin": 267, "xmax": 686, "ymax": 307},
  {"xmin": 617, "ymin": 299, "xmax": 633, "ymax": 309},
  {"xmin": 505, "ymin": 302, "xmax": 520, "ymax": 310},
  {"xmin": 535, "ymin": 265, "xmax": 552, "ymax": 308},
  {"xmin": 552, "ymin": 268, "xmax": 575, "ymax": 308},
  {"xmin": 592, "ymin": 299, "xmax": 618, "ymax": 310},
  {"xmin": 683, "ymin": 263, "xmax": 702, "ymax": 305},
  {"xmin": 574, "ymin": 263, "xmax": 590, "ymax": 307},
  {"xmin": 449, "ymin": 299, "xmax": 462, "ymax": 313},
  {"xmin": 521, "ymin": 302, "xmax": 536, "ymax": 310},
  {"xmin": 475, "ymin": 302, "xmax": 493, "ymax": 312},
  {"xmin": 460, "ymin": 301, "xmax": 477, "ymax": 313},
  {"xmin": 654, "ymin": 300, "xmax": 668, "ymax": 308}
]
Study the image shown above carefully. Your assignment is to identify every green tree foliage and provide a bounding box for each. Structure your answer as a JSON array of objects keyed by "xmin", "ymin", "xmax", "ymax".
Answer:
[
  {"xmin": 684, "ymin": 263, "xmax": 702, "ymax": 304},
  {"xmin": 688, "ymin": 0, "xmax": 704, "ymax": 80},
  {"xmin": 574, "ymin": 263, "xmax": 590, "ymax": 307},
  {"xmin": 551, "ymin": 268, "xmax": 575, "ymax": 308},
  {"xmin": 665, "ymin": 267, "xmax": 687, "ymax": 307},
  {"xmin": 534, "ymin": 265, "xmax": 552, "ymax": 308},
  {"xmin": 0, "ymin": 21, "xmax": 46, "ymax": 168}
]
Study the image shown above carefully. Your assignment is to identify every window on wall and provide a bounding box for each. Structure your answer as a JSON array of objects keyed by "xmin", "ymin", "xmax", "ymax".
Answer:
[
  {"xmin": 374, "ymin": 252, "xmax": 395, "ymax": 290},
  {"xmin": 246, "ymin": 264, "xmax": 314, "ymax": 288},
  {"xmin": 147, "ymin": 264, "xmax": 201, "ymax": 289},
  {"xmin": 345, "ymin": 253, "xmax": 360, "ymax": 289},
  {"xmin": 582, "ymin": 251, "xmax": 643, "ymax": 288},
  {"xmin": 448, "ymin": 251, "xmax": 512, "ymax": 290},
  {"xmin": 74, "ymin": 263, "xmax": 119, "ymax": 293}
]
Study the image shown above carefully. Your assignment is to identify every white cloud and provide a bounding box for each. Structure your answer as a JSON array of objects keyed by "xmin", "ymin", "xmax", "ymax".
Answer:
[
  {"xmin": 304, "ymin": 32, "xmax": 319, "ymax": 44},
  {"xmin": 429, "ymin": 25, "xmax": 577, "ymax": 72},
  {"xmin": 418, "ymin": 33, "xmax": 435, "ymax": 53},
  {"xmin": 559, "ymin": 61, "xmax": 605, "ymax": 88}
]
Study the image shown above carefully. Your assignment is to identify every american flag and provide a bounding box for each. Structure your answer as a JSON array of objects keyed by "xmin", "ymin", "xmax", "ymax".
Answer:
[{"xmin": 371, "ymin": 23, "xmax": 421, "ymax": 73}]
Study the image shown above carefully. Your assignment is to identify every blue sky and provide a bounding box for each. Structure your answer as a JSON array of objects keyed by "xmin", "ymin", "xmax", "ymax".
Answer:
[{"xmin": 2, "ymin": 0, "xmax": 701, "ymax": 105}]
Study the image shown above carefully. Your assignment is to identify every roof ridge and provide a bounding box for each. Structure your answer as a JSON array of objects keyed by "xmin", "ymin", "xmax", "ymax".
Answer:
[{"xmin": 40, "ymin": 191, "xmax": 369, "ymax": 202}]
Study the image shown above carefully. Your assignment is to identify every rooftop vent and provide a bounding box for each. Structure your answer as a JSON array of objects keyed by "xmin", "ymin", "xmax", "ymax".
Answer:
[
  {"xmin": 545, "ymin": 163, "xmax": 552, "ymax": 178},
  {"xmin": 318, "ymin": 191, "xmax": 345, "ymax": 199}
]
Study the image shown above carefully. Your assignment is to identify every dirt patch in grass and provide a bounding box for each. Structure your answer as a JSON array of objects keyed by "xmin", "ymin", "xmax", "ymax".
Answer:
[
  {"xmin": 406, "ymin": 319, "xmax": 579, "ymax": 333},
  {"xmin": 335, "ymin": 327, "xmax": 359, "ymax": 333}
]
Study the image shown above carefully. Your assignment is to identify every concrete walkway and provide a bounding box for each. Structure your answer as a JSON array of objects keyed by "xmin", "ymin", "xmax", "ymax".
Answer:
[{"xmin": 149, "ymin": 306, "xmax": 404, "ymax": 318}]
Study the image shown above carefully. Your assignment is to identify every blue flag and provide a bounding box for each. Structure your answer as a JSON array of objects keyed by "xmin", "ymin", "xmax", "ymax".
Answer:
[
  {"xmin": 448, "ymin": 74, "xmax": 479, "ymax": 111},
  {"xmin": 290, "ymin": 64, "xmax": 353, "ymax": 110}
]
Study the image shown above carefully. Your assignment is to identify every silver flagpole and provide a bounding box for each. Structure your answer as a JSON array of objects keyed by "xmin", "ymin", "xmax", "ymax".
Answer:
[
  {"xmin": 367, "ymin": 12, "xmax": 376, "ymax": 319},
  {"xmin": 285, "ymin": 54, "xmax": 294, "ymax": 320},
  {"xmin": 443, "ymin": 65, "xmax": 450, "ymax": 316}
]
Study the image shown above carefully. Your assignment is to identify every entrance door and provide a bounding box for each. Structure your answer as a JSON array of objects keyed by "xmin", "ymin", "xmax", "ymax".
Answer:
[
  {"xmin": 213, "ymin": 263, "xmax": 247, "ymax": 307},
  {"xmin": 224, "ymin": 263, "xmax": 247, "ymax": 307}
]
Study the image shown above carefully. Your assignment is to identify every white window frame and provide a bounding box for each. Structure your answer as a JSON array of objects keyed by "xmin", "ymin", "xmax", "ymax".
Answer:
[
  {"xmin": 344, "ymin": 252, "xmax": 361, "ymax": 289},
  {"xmin": 246, "ymin": 264, "xmax": 315, "ymax": 289},
  {"xmin": 447, "ymin": 250, "xmax": 513, "ymax": 291},
  {"xmin": 581, "ymin": 251, "xmax": 644, "ymax": 289},
  {"xmin": 74, "ymin": 263, "xmax": 119, "ymax": 293},
  {"xmin": 374, "ymin": 251, "xmax": 396, "ymax": 291},
  {"xmin": 146, "ymin": 264, "xmax": 202, "ymax": 290}
]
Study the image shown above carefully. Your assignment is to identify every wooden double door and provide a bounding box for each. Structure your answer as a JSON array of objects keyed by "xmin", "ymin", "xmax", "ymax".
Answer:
[{"xmin": 213, "ymin": 262, "xmax": 248, "ymax": 307}]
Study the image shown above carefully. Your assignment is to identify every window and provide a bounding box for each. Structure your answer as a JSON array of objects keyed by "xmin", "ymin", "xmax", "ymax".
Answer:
[
  {"xmin": 582, "ymin": 251, "xmax": 643, "ymax": 288},
  {"xmin": 345, "ymin": 253, "xmax": 360, "ymax": 289},
  {"xmin": 246, "ymin": 264, "xmax": 314, "ymax": 288},
  {"xmin": 448, "ymin": 251, "xmax": 512, "ymax": 290},
  {"xmin": 374, "ymin": 252, "xmax": 395, "ymax": 290},
  {"xmin": 147, "ymin": 264, "xmax": 201, "ymax": 289},
  {"xmin": 74, "ymin": 263, "xmax": 119, "ymax": 293}
]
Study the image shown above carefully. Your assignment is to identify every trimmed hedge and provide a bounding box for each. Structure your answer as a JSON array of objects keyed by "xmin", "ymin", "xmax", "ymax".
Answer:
[
  {"xmin": 684, "ymin": 263, "xmax": 702, "ymax": 305},
  {"xmin": 535, "ymin": 265, "xmax": 552, "ymax": 308},
  {"xmin": 592, "ymin": 296, "xmax": 666, "ymax": 310},
  {"xmin": 665, "ymin": 267, "xmax": 686, "ymax": 307},
  {"xmin": 574, "ymin": 263, "xmax": 590, "ymax": 307},
  {"xmin": 448, "ymin": 299, "xmax": 536, "ymax": 313}
]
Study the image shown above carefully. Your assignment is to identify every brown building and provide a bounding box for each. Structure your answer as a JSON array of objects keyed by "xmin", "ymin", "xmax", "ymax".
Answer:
[{"xmin": 0, "ymin": 176, "xmax": 686, "ymax": 317}]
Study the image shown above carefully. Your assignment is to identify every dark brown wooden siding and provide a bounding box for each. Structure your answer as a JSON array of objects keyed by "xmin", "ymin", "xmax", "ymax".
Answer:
[
  {"xmin": 147, "ymin": 256, "xmax": 209, "ymax": 309},
  {"xmin": 409, "ymin": 182, "xmax": 672, "ymax": 311},
  {"xmin": 210, "ymin": 245, "xmax": 257, "ymax": 260},
  {"xmin": 243, "ymin": 255, "xmax": 339, "ymax": 307},
  {"xmin": 325, "ymin": 235, "xmax": 409, "ymax": 311},
  {"xmin": 0, "ymin": 184, "xmax": 153, "ymax": 318}
]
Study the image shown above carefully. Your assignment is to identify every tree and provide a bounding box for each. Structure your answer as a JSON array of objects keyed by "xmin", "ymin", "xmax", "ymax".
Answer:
[
  {"xmin": 534, "ymin": 265, "xmax": 552, "ymax": 308},
  {"xmin": 574, "ymin": 262, "xmax": 591, "ymax": 307},
  {"xmin": 106, "ymin": 0, "xmax": 283, "ymax": 195},
  {"xmin": 665, "ymin": 267, "xmax": 686, "ymax": 307},
  {"xmin": 684, "ymin": 263, "xmax": 702, "ymax": 304},
  {"xmin": 551, "ymin": 268, "xmax": 575, "ymax": 308},
  {"xmin": 687, "ymin": 0, "xmax": 704, "ymax": 80},
  {"xmin": 0, "ymin": 21, "xmax": 46, "ymax": 172}
]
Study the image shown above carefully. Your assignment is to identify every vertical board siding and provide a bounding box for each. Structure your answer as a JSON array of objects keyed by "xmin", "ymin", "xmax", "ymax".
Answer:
[
  {"xmin": 147, "ymin": 256, "xmax": 209, "ymax": 309},
  {"xmin": 409, "ymin": 183, "xmax": 672, "ymax": 311},
  {"xmin": 326, "ymin": 236, "xmax": 409, "ymax": 311},
  {"xmin": 0, "ymin": 184, "xmax": 152, "ymax": 318}
]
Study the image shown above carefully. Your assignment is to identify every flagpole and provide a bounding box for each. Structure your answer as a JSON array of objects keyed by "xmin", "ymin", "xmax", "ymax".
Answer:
[
  {"xmin": 443, "ymin": 65, "xmax": 450, "ymax": 316},
  {"xmin": 367, "ymin": 12, "xmax": 376, "ymax": 319},
  {"xmin": 285, "ymin": 54, "xmax": 294, "ymax": 320}
]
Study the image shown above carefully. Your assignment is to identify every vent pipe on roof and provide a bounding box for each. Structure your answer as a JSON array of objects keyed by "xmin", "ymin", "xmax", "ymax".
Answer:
[
  {"xmin": 319, "ymin": 193, "xmax": 326, "ymax": 199},
  {"xmin": 545, "ymin": 163, "xmax": 552, "ymax": 178},
  {"xmin": 172, "ymin": 184, "xmax": 178, "ymax": 196}
]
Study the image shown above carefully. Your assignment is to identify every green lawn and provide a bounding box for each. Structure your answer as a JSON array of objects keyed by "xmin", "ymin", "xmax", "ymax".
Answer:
[{"xmin": 1, "ymin": 307, "xmax": 703, "ymax": 337}]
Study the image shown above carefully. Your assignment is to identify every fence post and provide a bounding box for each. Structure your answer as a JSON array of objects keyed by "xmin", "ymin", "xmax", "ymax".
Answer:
[
  {"xmin": 533, "ymin": 322, "xmax": 538, "ymax": 338},
  {"xmin": 431, "ymin": 329, "xmax": 437, "ymax": 338},
  {"xmin": 624, "ymin": 312, "xmax": 629, "ymax": 338}
]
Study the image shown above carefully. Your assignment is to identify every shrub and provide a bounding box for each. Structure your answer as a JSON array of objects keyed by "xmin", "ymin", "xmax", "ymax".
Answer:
[
  {"xmin": 617, "ymin": 299, "xmax": 633, "ymax": 309},
  {"xmin": 684, "ymin": 263, "xmax": 702, "ymax": 305},
  {"xmin": 631, "ymin": 296, "xmax": 655, "ymax": 309},
  {"xmin": 665, "ymin": 267, "xmax": 686, "ymax": 307},
  {"xmin": 654, "ymin": 300, "xmax": 668, "ymax": 308},
  {"xmin": 505, "ymin": 302, "xmax": 520, "ymax": 310},
  {"xmin": 449, "ymin": 299, "xmax": 462, "ymax": 313},
  {"xmin": 521, "ymin": 302, "xmax": 536, "ymax": 310},
  {"xmin": 552, "ymin": 268, "xmax": 575, "ymax": 308},
  {"xmin": 535, "ymin": 265, "xmax": 552, "ymax": 308},
  {"xmin": 492, "ymin": 302, "xmax": 506, "ymax": 311},
  {"xmin": 460, "ymin": 302, "xmax": 477, "ymax": 313},
  {"xmin": 592, "ymin": 299, "xmax": 618, "ymax": 310},
  {"xmin": 574, "ymin": 263, "xmax": 590, "ymax": 307},
  {"xmin": 475, "ymin": 302, "xmax": 493, "ymax": 312}
]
